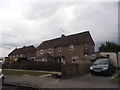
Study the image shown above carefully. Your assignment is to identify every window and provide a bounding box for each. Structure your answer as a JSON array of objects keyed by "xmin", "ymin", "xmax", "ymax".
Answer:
[
  {"xmin": 58, "ymin": 47, "xmax": 61, "ymax": 52},
  {"xmin": 48, "ymin": 48, "xmax": 52, "ymax": 53},
  {"xmin": 92, "ymin": 54, "xmax": 96, "ymax": 57},
  {"xmin": 20, "ymin": 54, "xmax": 23, "ymax": 57},
  {"xmin": 61, "ymin": 58, "xmax": 64, "ymax": 63},
  {"xmin": 40, "ymin": 49, "xmax": 43, "ymax": 54},
  {"xmin": 72, "ymin": 56, "xmax": 78, "ymax": 63},
  {"xmin": 70, "ymin": 45, "xmax": 74, "ymax": 51},
  {"xmin": 41, "ymin": 58, "xmax": 45, "ymax": 62}
]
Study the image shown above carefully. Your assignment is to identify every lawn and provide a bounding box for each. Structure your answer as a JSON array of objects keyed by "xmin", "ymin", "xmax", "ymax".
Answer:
[
  {"xmin": 3, "ymin": 69, "xmax": 52, "ymax": 76},
  {"xmin": 112, "ymin": 73, "xmax": 120, "ymax": 83}
]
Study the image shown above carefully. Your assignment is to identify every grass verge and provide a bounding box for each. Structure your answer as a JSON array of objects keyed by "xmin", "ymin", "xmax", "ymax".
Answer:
[
  {"xmin": 112, "ymin": 74, "xmax": 120, "ymax": 83},
  {"xmin": 3, "ymin": 69, "xmax": 51, "ymax": 76}
]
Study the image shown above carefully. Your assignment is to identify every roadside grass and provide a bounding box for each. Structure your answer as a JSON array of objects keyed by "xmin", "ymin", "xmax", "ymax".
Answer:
[
  {"xmin": 3, "ymin": 69, "xmax": 52, "ymax": 76},
  {"xmin": 112, "ymin": 73, "xmax": 120, "ymax": 83}
]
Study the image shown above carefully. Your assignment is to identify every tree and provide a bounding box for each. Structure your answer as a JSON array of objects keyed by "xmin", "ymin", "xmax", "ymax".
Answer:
[{"xmin": 99, "ymin": 41, "xmax": 120, "ymax": 53}]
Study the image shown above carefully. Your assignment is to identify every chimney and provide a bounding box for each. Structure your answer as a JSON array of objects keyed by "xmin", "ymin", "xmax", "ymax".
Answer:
[{"xmin": 61, "ymin": 34, "xmax": 65, "ymax": 38}]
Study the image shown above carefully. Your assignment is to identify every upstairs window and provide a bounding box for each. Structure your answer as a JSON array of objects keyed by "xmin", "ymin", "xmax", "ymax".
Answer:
[
  {"xmin": 58, "ymin": 47, "xmax": 61, "ymax": 52},
  {"xmin": 48, "ymin": 48, "xmax": 52, "ymax": 53},
  {"xmin": 70, "ymin": 45, "xmax": 74, "ymax": 51},
  {"xmin": 40, "ymin": 49, "xmax": 43, "ymax": 54}
]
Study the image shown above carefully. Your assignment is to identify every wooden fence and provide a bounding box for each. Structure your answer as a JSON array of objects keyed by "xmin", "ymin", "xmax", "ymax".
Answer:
[{"xmin": 61, "ymin": 60, "xmax": 92, "ymax": 77}]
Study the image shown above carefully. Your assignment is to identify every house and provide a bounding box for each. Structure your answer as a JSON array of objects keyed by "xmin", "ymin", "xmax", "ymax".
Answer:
[
  {"xmin": 8, "ymin": 45, "xmax": 37, "ymax": 62},
  {"xmin": 37, "ymin": 31, "xmax": 95, "ymax": 63}
]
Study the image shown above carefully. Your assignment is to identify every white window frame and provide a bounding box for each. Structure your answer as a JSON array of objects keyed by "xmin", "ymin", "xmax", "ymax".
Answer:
[
  {"xmin": 72, "ymin": 56, "xmax": 78, "ymax": 63},
  {"xmin": 58, "ymin": 47, "xmax": 62, "ymax": 52},
  {"xmin": 40, "ymin": 49, "xmax": 43, "ymax": 54},
  {"xmin": 70, "ymin": 45, "xmax": 74, "ymax": 51},
  {"xmin": 48, "ymin": 48, "xmax": 52, "ymax": 53},
  {"xmin": 41, "ymin": 58, "xmax": 45, "ymax": 62}
]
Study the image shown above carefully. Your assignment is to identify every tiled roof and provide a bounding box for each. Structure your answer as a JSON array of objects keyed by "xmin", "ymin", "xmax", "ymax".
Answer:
[
  {"xmin": 37, "ymin": 31, "xmax": 95, "ymax": 49},
  {"xmin": 8, "ymin": 45, "xmax": 36, "ymax": 56}
]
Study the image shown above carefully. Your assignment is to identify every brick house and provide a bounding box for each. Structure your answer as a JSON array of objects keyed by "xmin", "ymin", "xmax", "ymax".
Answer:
[
  {"xmin": 37, "ymin": 31, "xmax": 95, "ymax": 63},
  {"xmin": 8, "ymin": 45, "xmax": 37, "ymax": 62}
]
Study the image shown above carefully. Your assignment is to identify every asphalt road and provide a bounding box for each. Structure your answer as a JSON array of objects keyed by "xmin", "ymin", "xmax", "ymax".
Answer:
[
  {"xmin": 2, "ymin": 84, "xmax": 120, "ymax": 90},
  {"xmin": 2, "ymin": 85, "xmax": 39, "ymax": 90},
  {"xmin": 4, "ymin": 73, "xmax": 119, "ymax": 88}
]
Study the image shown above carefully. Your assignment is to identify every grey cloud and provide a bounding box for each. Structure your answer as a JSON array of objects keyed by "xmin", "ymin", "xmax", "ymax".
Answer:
[
  {"xmin": 118, "ymin": 2, "xmax": 120, "ymax": 44},
  {"xmin": 25, "ymin": 2, "xmax": 62, "ymax": 20},
  {"xmin": 1, "ymin": 43, "xmax": 19, "ymax": 49},
  {"xmin": 0, "ymin": 1, "xmax": 118, "ymax": 57}
]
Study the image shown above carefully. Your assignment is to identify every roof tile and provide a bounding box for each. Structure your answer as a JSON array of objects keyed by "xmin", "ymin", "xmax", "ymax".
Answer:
[
  {"xmin": 9, "ymin": 45, "xmax": 36, "ymax": 56},
  {"xmin": 37, "ymin": 31, "xmax": 95, "ymax": 49}
]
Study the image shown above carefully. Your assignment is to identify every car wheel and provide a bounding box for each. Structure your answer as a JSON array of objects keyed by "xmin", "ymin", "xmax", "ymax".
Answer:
[{"xmin": 108, "ymin": 70, "xmax": 112, "ymax": 76}]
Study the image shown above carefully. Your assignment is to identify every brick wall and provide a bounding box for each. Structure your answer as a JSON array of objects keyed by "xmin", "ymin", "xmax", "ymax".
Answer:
[
  {"xmin": 37, "ymin": 45, "xmax": 85, "ymax": 62},
  {"xmin": 84, "ymin": 44, "xmax": 94, "ymax": 54},
  {"xmin": 37, "ymin": 48, "xmax": 55, "ymax": 57},
  {"xmin": 54, "ymin": 45, "xmax": 84, "ymax": 62}
]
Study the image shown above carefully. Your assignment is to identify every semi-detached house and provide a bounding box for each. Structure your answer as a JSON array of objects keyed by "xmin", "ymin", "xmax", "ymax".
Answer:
[
  {"xmin": 37, "ymin": 31, "xmax": 95, "ymax": 63},
  {"xmin": 8, "ymin": 45, "xmax": 36, "ymax": 62}
]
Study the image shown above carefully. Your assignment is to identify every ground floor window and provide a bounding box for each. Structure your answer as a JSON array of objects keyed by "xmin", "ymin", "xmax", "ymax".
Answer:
[{"xmin": 72, "ymin": 56, "xmax": 78, "ymax": 63}]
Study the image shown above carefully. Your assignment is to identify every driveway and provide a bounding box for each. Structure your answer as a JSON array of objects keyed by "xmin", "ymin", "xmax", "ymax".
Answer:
[
  {"xmin": 4, "ymin": 73, "xmax": 119, "ymax": 88},
  {"xmin": 53, "ymin": 74, "xmax": 118, "ymax": 88}
]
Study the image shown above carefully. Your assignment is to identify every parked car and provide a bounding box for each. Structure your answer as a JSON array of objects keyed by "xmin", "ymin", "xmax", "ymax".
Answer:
[{"xmin": 90, "ymin": 58, "xmax": 116, "ymax": 76}]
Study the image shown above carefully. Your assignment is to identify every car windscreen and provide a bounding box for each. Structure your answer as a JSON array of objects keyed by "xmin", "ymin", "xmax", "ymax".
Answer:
[{"xmin": 94, "ymin": 59, "xmax": 109, "ymax": 65}]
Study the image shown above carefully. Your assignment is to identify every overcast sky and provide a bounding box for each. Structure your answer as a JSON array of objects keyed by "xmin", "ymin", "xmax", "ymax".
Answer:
[{"xmin": 0, "ymin": 0, "xmax": 118, "ymax": 57}]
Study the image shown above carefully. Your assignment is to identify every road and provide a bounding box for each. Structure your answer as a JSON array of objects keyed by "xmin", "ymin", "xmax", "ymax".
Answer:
[
  {"xmin": 2, "ymin": 85, "xmax": 39, "ymax": 90},
  {"xmin": 4, "ymin": 73, "xmax": 119, "ymax": 88},
  {"xmin": 2, "ymin": 85, "xmax": 119, "ymax": 90}
]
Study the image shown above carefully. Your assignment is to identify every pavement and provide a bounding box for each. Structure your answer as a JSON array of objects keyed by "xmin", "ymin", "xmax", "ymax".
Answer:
[{"xmin": 3, "ymin": 73, "xmax": 119, "ymax": 89}]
